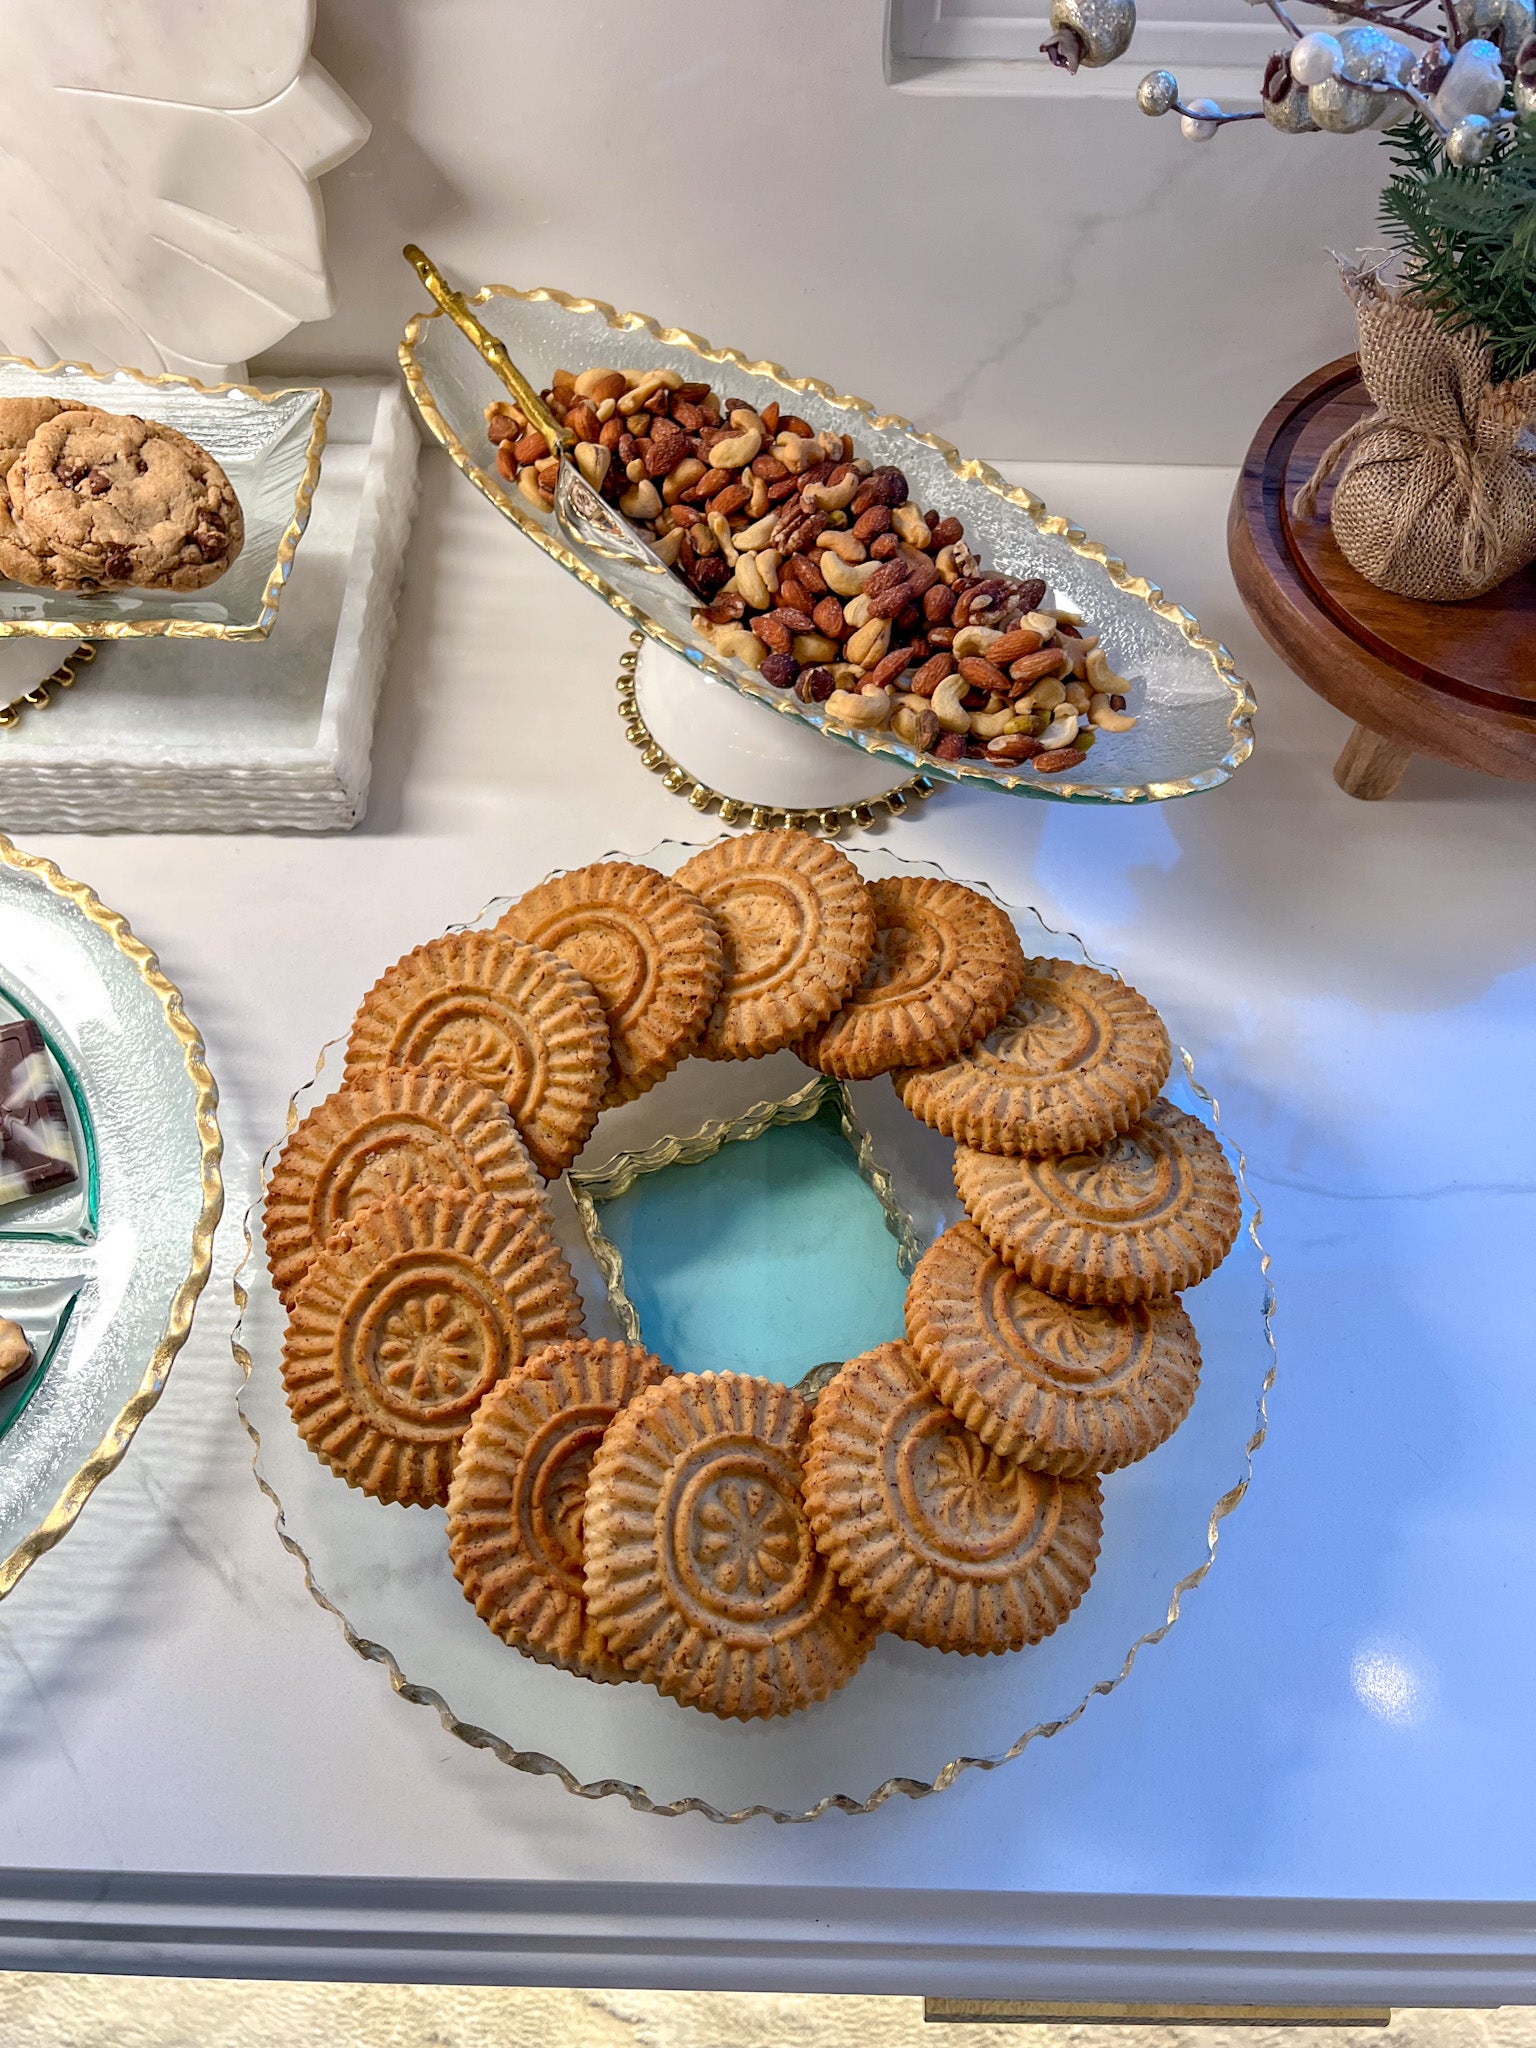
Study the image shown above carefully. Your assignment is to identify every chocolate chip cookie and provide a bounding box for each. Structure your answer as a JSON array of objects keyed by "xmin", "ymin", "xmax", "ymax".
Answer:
[
  {"xmin": 8, "ymin": 408, "xmax": 243, "ymax": 590},
  {"xmin": 0, "ymin": 398, "xmax": 71, "ymax": 587}
]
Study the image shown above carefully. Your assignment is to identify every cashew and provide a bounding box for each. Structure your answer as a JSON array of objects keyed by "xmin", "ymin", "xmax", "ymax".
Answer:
[
  {"xmin": 689, "ymin": 520, "xmax": 718, "ymax": 558},
  {"xmin": 891, "ymin": 502, "xmax": 931, "ymax": 547},
  {"xmin": 1023, "ymin": 676, "xmax": 1067, "ymax": 714},
  {"xmin": 930, "ymin": 675, "xmax": 971, "ymax": 734},
  {"xmin": 650, "ymin": 528, "xmax": 684, "ymax": 567},
  {"xmin": 842, "ymin": 593, "xmax": 872, "ymax": 630},
  {"xmin": 1061, "ymin": 637, "xmax": 1090, "ymax": 679},
  {"xmin": 825, "ymin": 688, "xmax": 893, "ymax": 729},
  {"xmin": 713, "ymin": 623, "xmax": 767, "ymax": 670},
  {"xmin": 757, "ymin": 547, "xmax": 782, "ymax": 595},
  {"xmin": 970, "ymin": 705, "xmax": 1017, "ymax": 739},
  {"xmin": 573, "ymin": 442, "xmax": 611, "ymax": 490},
  {"xmin": 1065, "ymin": 681, "xmax": 1093, "ymax": 714},
  {"xmin": 746, "ymin": 472, "xmax": 769, "ymax": 519},
  {"xmin": 710, "ymin": 422, "xmax": 763, "ymax": 469},
  {"xmin": 792, "ymin": 632, "xmax": 841, "ymax": 666},
  {"xmin": 1089, "ymin": 692, "xmax": 1138, "ymax": 733},
  {"xmin": 774, "ymin": 433, "xmax": 818, "ymax": 473},
  {"xmin": 617, "ymin": 367, "xmax": 684, "ymax": 411},
  {"xmin": 1023, "ymin": 611, "xmax": 1058, "ymax": 639},
  {"xmin": 574, "ymin": 366, "xmax": 625, "ymax": 399},
  {"xmin": 1085, "ymin": 646, "xmax": 1131, "ymax": 693},
  {"xmin": 934, "ymin": 545, "xmax": 962, "ymax": 586},
  {"xmin": 735, "ymin": 551, "xmax": 771, "ymax": 610},
  {"xmin": 1037, "ymin": 709, "xmax": 1081, "ymax": 750},
  {"xmin": 829, "ymin": 663, "xmax": 862, "ymax": 689},
  {"xmin": 951, "ymin": 625, "xmax": 1004, "ymax": 658},
  {"xmin": 595, "ymin": 396, "xmax": 617, "ymax": 423},
  {"xmin": 663, "ymin": 457, "xmax": 706, "ymax": 504},
  {"xmin": 891, "ymin": 701, "xmax": 925, "ymax": 745},
  {"xmin": 815, "ymin": 430, "xmax": 845, "ymax": 463},
  {"xmin": 517, "ymin": 468, "xmax": 553, "ymax": 514},
  {"xmin": 845, "ymin": 616, "xmax": 892, "ymax": 669},
  {"xmin": 618, "ymin": 479, "xmax": 661, "ymax": 523},
  {"xmin": 732, "ymin": 512, "xmax": 778, "ymax": 553},
  {"xmin": 819, "ymin": 552, "xmax": 882, "ymax": 598},
  {"xmin": 707, "ymin": 509, "xmax": 739, "ymax": 565},
  {"xmin": 802, "ymin": 473, "xmax": 859, "ymax": 513},
  {"xmin": 819, "ymin": 530, "xmax": 867, "ymax": 564}
]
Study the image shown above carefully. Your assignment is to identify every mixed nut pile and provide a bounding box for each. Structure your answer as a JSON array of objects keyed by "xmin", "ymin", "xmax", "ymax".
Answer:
[{"xmin": 485, "ymin": 367, "xmax": 1138, "ymax": 774}]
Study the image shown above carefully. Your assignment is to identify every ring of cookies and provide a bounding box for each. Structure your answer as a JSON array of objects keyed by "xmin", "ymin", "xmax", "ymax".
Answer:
[{"xmin": 269, "ymin": 830, "xmax": 1242, "ymax": 1722}]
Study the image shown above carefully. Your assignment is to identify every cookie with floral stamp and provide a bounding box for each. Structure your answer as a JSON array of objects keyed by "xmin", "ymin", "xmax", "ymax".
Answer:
[
  {"xmin": 673, "ymin": 830, "xmax": 876, "ymax": 1062},
  {"xmin": 804, "ymin": 1341, "xmax": 1103, "ymax": 1653},
  {"xmin": 954, "ymin": 1097, "xmax": 1242, "ymax": 1306},
  {"xmin": 281, "ymin": 1187, "xmax": 583, "ymax": 1507},
  {"xmin": 448, "ymin": 1338, "xmax": 672, "ymax": 1682},
  {"xmin": 905, "ymin": 1222, "xmax": 1201, "ymax": 1475},
  {"xmin": 344, "ymin": 929, "xmax": 609, "ymax": 1181},
  {"xmin": 498, "ymin": 861, "xmax": 723, "ymax": 1106},
  {"xmin": 895, "ymin": 956, "xmax": 1170, "ymax": 1156},
  {"xmin": 265, "ymin": 1067, "xmax": 548, "ymax": 1308},
  {"xmin": 583, "ymin": 1370, "xmax": 874, "ymax": 1719},
  {"xmin": 795, "ymin": 876, "xmax": 1025, "ymax": 1082}
]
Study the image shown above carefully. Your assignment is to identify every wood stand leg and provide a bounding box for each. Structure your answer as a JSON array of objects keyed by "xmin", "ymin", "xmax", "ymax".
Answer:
[{"xmin": 1333, "ymin": 723, "xmax": 1414, "ymax": 800}]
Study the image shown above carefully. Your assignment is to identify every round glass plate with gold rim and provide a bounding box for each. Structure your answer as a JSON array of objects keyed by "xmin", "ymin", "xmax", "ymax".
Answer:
[
  {"xmin": 0, "ymin": 838, "xmax": 221, "ymax": 1598},
  {"xmin": 234, "ymin": 841, "xmax": 1274, "ymax": 1822},
  {"xmin": 400, "ymin": 282, "xmax": 1255, "ymax": 806}
]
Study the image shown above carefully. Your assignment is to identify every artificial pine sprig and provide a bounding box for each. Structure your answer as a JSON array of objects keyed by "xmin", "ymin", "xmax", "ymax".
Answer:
[{"xmin": 1378, "ymin": 113, "xmax": 1536, "ymax": 382}]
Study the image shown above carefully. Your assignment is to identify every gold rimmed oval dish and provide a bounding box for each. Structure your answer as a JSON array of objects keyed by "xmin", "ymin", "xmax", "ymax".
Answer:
[
  {"xmin": 0, "ymin": 354, "xmax": 327, "ymax": 641},
  {"xmin": 400, "ymin": 282, "xmax": 1254, "ymax": 805}
]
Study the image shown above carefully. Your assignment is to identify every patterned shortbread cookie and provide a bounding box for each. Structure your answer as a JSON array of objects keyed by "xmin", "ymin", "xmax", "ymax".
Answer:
[
  {"xmin": 953, "ymin": 1098, "xmax": 1242, "ymax": 1305},
  {"xmin": 498, "ymin": 861, "xmax": 723, "ymax": 1106},
  {"xmin": 673, "ymin": 831, "xmax": 876, "ymax": 1062},
  {"xmin": 9, "ymin": 408, "xmax": 243, "ymax": 590},
  {"xmin": 803, "ymin": 1341, "xmax": 1103, "ymax": 1653},
  {"xmin": 344, "ymin": 930, "xmax": 610, "ymax": 1181},
  {"xmin": 795, "ymin": 876, "xmax": 1025, "ymax": 1081},
  {"xmin": 448, "ymin": 1338, "xmax": 671, "ymax": 1682},
  {"xmin": 894, "ymin": 957, "xmax": 1170, "ymax": 1156},
  {"xmin": 584, "ymin": 1370, "xmax": 874, "ymax": 1719},
  {"xmin": 265, "ymin": 1067, "xmax": 547, "ymax": 1307},
  {"xmin": 281, "ymin": 1188, "xmax": 583, "ymax": 1507},
  {"xmin": 905, "ymin": 1222, "xmax": 1201, "ymax": 1474}
]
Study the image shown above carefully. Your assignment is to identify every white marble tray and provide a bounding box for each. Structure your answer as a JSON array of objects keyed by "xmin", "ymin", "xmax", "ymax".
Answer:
[{"xmin": 0, "ymin": 377, "xmax": 417, "ymax": 832}]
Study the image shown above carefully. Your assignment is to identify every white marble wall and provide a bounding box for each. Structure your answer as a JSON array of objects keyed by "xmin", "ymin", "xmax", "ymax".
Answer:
[{"xmin": 254, "ymin": 0, "xmax": 1386, "ymax": 463}]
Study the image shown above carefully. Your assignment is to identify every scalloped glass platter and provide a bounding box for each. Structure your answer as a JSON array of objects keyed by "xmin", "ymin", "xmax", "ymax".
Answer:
[
  {"xmin": 234, "ymin": 842, "xmax": 1274, "ymax": 1822},
  {"xmin": 0, "ymin": 355, "xmax": 328, "ymax": 640},
  {"xmin": 399, "ymin": 284, "xmax": 1255, "ymax": 805},
  {"xmin": 0, "ymin": 838, "xmax": 221, "ymax": 1597}
]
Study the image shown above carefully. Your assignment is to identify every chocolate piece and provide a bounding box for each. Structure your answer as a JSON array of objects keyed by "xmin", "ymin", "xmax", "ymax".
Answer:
[
  {"xmin": 0, "ymin": 1316, "xmax": 33, "ymax": 1390},
  {"xmin": 0, "ymin": 1019, "xmax": 78, "ymax": 1206}
]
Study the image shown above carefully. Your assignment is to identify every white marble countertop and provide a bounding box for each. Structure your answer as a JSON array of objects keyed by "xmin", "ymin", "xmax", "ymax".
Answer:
[{"xmin": 1, "ymin": 452, "xmax": 1533, "ymax": 2001}]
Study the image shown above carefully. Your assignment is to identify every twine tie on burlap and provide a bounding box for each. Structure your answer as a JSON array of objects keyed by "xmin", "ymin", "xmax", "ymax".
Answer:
[{"xmin": 1292, "ymin": 266, "xmax": 1536, "ymax": 603}]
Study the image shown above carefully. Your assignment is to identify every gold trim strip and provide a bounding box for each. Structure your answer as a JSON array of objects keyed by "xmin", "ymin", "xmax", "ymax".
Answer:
[
  {"xmin": 0, "ymin": 836, "xmax": 223, "ymax": 1598},
  {"xmin": 399, "ymin": 283, "xmax": 1255, "ymax": 805},
  {"xmin": 613, "ymin": 630, "xmax": 933, "ymax": 835},
  {"xmin": 0, "ymin": 350, "xmax": 329, "ymax": 643},
  {"xmin": 925, "ymin": 2002, "xmax": 1391, "ymax": 2027},
  {"xmin": 0, "ymin": 640, "xmax": 98, "ymax": 730},
  {"xmin": 230, "ymin": 851, "xmax": 1275, "ymax": 1824}
]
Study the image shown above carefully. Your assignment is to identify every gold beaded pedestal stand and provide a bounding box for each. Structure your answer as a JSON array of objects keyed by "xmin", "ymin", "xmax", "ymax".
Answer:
[
  {"xmin": 0, "ymin": 642, "xmax": 97, "ymax": 733},
  {"xmin": 613, "ymin": 632, "xmax": 935, "ymax": 838}
]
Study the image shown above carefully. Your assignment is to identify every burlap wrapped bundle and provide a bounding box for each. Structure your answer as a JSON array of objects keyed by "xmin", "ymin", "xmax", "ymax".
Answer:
[{"xmin": 1294, "ymin": 267, "xmax": 1536, "ymax": 602}]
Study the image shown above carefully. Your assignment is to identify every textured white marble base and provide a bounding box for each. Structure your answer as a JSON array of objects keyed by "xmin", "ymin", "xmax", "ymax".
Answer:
[{"xmin": 0, "ymin": 377, "xmax": 416, "ymax": 832}]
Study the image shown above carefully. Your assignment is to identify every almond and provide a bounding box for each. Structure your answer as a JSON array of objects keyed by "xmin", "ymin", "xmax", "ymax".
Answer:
[
  {"xmin": 987, "ymin": 628, "xmax": 1045, "ymax": 667},
  {"xmin": 957, "ymin": 656, "xmax": 1010, "ymax": 696},
  {"xmin": 1032, "ymin": 746, "xmax": 1087, "ymax": 774}
]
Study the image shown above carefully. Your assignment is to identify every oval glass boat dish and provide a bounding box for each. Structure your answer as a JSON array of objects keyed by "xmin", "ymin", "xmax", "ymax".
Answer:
[
  {"xmin": 399, "ymin": 283, "xmax": 1255, "ymax": 805},
  {"xmin": 234, "ymin": 843, "xmax": 1275, "ymax": 1823}
]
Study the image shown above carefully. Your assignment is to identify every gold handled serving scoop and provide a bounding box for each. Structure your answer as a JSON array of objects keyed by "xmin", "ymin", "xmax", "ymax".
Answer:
[{"xmin": 403, "ymin": 243, "xmax": 672, "ymax": 577}]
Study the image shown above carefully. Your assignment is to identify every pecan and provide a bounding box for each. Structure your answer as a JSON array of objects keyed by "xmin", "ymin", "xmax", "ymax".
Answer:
[
  {"xmin": 760, "ymin": 650, "xmax": 797, "ymax": 688},
  {"xmin": 702, "ymin": 591, "xmax": 746, "ymax": 625},
  {"xmin": 922, "ymin": 583, "xmax": 956, "ymax": 624},
  {"xmin": 908, "ymin": 652, "xmax": 954, "ymax": 699},
  {"xmin": 812, "ymin": 595, "xmax": 846, "ymax": 639},
  {"xmin": 795, "ymin": 665, "xmax": 834, "ymax": 704},
  {"xmin": 775, "ymin": 605, "xmax": 818, "ymax": 634},
  {"xmin": 866, "ymin": 644, "xmax": 916, "ymax": 692},
  {"xmin": 930, "ymin": 516, "xmax": 964, "ymax": 550},
  {"xmin": 958, "ymin": 656, "xmax": 1011, "ymax": 696},
  {"xmin": 773, "ymin": 506, "xmax": 826, "ymax": 555},
  {"xmin": 753, "ymin": 613, "xmax": 794, "ymax": 655},
  {"xmin": 932, "ymin": 732, "xmax": 966, "ymax": 762},
  {"xmin": 853, "ymin": 505, "xmax": 891, "ymax": 542},
  {"xmin": 1032, "ymin": 746, "xmax": 1087, "ymax": 774}
]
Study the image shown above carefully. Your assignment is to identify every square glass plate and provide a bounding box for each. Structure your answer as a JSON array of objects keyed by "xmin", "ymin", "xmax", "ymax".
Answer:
[
  {"xmin": 0, "ymin": 838, "xmax": 221, "ymax": 1596},
  {"xmin": 0, "ymin": 355, "xmax": 328, "ymax": 641},
  {"xmin": 400, "ymin": 284, "xmax": 1256, "ymax": 804},
  {"xmin": 235, "ymin": 842, "xmax": 1275, "ymax": 1822}
]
